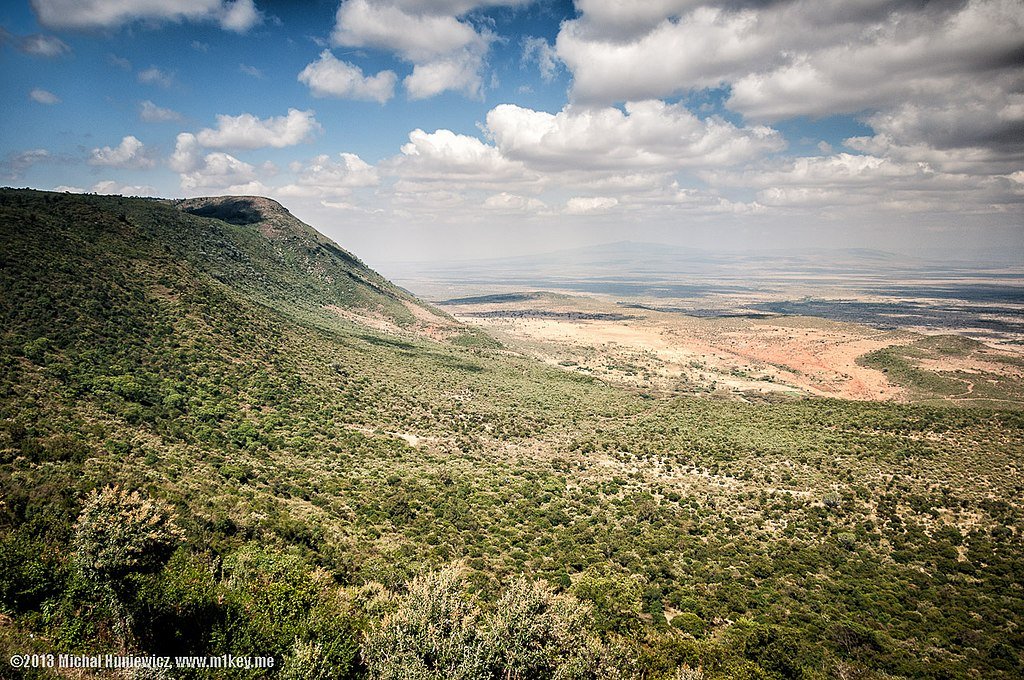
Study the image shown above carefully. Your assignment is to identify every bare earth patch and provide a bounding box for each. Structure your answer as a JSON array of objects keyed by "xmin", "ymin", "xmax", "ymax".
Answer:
[{"xmin": 442, "ymin": 292, "xmax": 1023, "ymax": 404}]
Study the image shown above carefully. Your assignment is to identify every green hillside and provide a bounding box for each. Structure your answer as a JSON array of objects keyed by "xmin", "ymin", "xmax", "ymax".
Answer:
[{"xmin": 0, "ymin": 189, "xmax": 1021, "ymax": 679}]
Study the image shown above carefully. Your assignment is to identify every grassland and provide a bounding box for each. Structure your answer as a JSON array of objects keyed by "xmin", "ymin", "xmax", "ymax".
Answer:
[{"xmin": 0, "ymin": 190, "xmax": 1021, "ymax": 679}]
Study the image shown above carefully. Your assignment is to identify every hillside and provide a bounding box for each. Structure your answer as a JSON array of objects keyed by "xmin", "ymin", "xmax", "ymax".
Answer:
[
  {"xmin": 2, "ymin": 190, "xmax": 469, "ymax": 346},
  {"xmin": 0, "ymin": 189, "xmax": 1022, "ymax": 679}
]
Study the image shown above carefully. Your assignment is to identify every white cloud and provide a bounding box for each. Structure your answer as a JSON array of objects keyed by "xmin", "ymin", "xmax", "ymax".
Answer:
[
  {"xmin": 88, "ymin": 135, "xmax": 155, "ymax": 169},
  {"xmin": 12, "ymin": 33, "xmax": 70, "ymax": 57},
  {"xmin": 569, "ymin": 0, "xmax": 699, "ymax": 39},
  {"xmin": 391, "ymin": 128, "xmax": 536, "ymax": 187},
  {"xmin": 239, "ymin": 63, "xmax": 263, "ymax": 78},
  {"xmin": 483, "ymin": 192, "xmax": 546, "ymax": 213},
  {"xmin": 179, "ymin": 152, "xmax": 258, "ymax": 192},
  {"xmin": 139, "ymin": 100, "xmax": 183, "ymax": 122},
  {"xmin": 108, "ymin": 54, "xmax": 131, "ymax": 70},
  {"xmin": 706, "ymin": 151, "xmax": 1024, "ymax": 214},
  {"xmin": 219, "ymin": 0, "xmax": 261, "ymax": 33},
  {"xmin": 301, "ymin": 152, "xmax": 378, "ymax": 188},
  {"xmin": 298, "ymin": 50, "xmax": 396, "ymax": 103},
  {"xmin": 29, "ymin": 88, "xmax": 60, "ymax": 104},
  {"xmin": 404, "ymin": 53, "xmax": 482, "ymax": 99},
  {"xmin": 31, "ymin": 0, "xmax": 262, "ymax": 32},
  {"xmin": 90, "ymin": 180, "xmax": 157, "ymax": 196},
  {"xmin": 195, "ymin": 109, "xmax": 321, "ymax": 149},
  {"xmin": 332, "ymin": 0, "xmax": 481, "ymax": 61},
  {"xmin": 859, "ymin": 84, "xmax": 1024, "ymax": 155},
  {"xmin": 485, "ymin": 101, "xmax": 784, "ymax": 172},
  {"xmin": 329, "ymin": 0, "xmax": 525, "ymax": 99},
  {"xmin": 565, "ymin": 196, "xmax": 618, "ymax": 214},
  {"xmin": 170, "ymin": 132, "xmax": 201, "ymax": 172},
  {"xmin": 844, "ymin": 133, "xmax": 1021, "ymax": 177},
  {"xmin": 521, "ymin": 37, "xmax": 559, "ymax": 82},
  {"xmin": 555, "ymin": 0, "xmax": 1024, "ymax": 158},
  {"xmin": 370, "ymin": 102, "xmax": 787, "ymax": 220},
  {"xmin": 137, "ymin": 66, "xmax": 173, "ymax": 88},
  {"xmin": 556, "ymin": 5, "xmax": 771, "ymax": 103},
  {"xmin": 277, "ymin": 152, "xmax": 380, "ymax": 198}
]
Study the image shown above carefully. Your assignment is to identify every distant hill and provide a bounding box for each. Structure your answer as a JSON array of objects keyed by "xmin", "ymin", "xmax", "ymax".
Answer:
[{"xmin": 0, "ymin": 189, "xmax": 467, "ymax": 344}]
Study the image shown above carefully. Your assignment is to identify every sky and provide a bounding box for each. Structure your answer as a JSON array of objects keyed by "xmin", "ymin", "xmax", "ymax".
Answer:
[{"xmin": 1, "ymin": 0, "xmax": 1023, "ymax": 265}]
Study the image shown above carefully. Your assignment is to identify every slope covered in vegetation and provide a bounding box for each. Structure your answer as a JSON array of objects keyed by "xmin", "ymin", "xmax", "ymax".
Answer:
[{"xmin": 0, "ymin": 189, "xmax": 1021, "ymax": 679}]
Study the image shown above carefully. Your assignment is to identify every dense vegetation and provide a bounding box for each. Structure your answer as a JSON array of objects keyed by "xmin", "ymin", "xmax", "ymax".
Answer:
[{"xmin": 1, "ymin": 189, "xmax": 1021, "ymax": 678}]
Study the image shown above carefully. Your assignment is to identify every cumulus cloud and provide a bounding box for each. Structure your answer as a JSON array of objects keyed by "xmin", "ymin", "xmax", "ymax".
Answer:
[
  {"xmin": 277, "ymin": 152, "xmax": 380, "ymax": 198},
  {"xmin": 333, "ymin": 0, "xmax": 477, "ymax": 62},
  {"xmin": 170, "ymin": 113, "xmax": 326, "ymax": 194},
  {"xmin": 404, "ymin": 54, "xmax": 483, "ymax": 99},
  {"xmin": 565, "ymin": 196, "xmax": 618, "ymax": 214},
  {"xmin": 390, "ymin": 127, "xmax": 537, "ymax": 188},
  {"xmin": 860, "ymin": 85, "xmax": 1024, "ymax": 156},
  {"xmin": 31, "ymin": 0, "xmax": 262, "ymax": 32},
  {"xmin": 555, "ymin": 0, "xmax": 1024, "ymax": 158},
  {"xmin": 483, "ymin": 192, "xmax": 547, "ymax": 213},
  {"xmin": 139, "ymin": 100, "xmax": 183, "ymax": 123},
  {"xmin": 88, "ymin": 135, "xmax": 155, "ymax": 169},
  {"xmin": 844, "ymin": 133, "xmax": 1021, "ymax": 177},
  {"xmin": 195, "ymin": 109, "xmax": 321, "ymax": 149},
  {"xmin": 170, "ymin": 132, "xmax": 202, "ymax": 173},
  {"xmin": 89, "ymin": 180, "xmax": 157, "ymax": 196},
  {"xmin": 370, "ymin": 101, "xmax": 789, "ymax": 219},
  {"xmin": 330, "ymin": 0, "xmax": 525, "ymax": 99},
  {"xmin": 706, "ymin": 151, "xmax": 1023, "ymax": 214},
  {"xmin": 485, "ymin": 100, "xmax": 784, "ymax": 172},
  {"xmin": 219, "ymin": 0, "xmax": 261, "ymax": 33},
  {"xmin": 29, "ymin": 88, "xmax": 60, "ymax": 104},
  {"xmin": 298, "ymin": 50, "xmax": 396, "ymax": 103},
  {"xmin": 179, "ymin": 151, "xmax": 259, "ymax": 192}
]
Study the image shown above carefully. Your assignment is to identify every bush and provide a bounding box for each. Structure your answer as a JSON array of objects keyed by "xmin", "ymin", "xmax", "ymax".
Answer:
[
  {"xmin": 362, "ymin": 565, "xmax": 489, "ymax": 680},
  {"xmin": 484, "ymin": 576, "xmax": 601, "ymax": 679},
  {"xmin": 72, "ymin": 486, "xmax": 183, "ymax": 584},
  {"xmin": 670, "ymin": 613, "xmax": 705, "ymax": 638}
]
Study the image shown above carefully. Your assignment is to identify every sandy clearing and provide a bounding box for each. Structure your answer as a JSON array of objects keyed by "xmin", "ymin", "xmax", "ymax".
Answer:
[{"xmin": 453, "ymin": 307, "xmax": 907, "ymax": 401}]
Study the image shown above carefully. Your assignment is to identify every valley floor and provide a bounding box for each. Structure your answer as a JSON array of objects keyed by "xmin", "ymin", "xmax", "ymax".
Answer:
[{"xmin": 436, "ymin": 291, "xmax": 1024, "ymax": 408}]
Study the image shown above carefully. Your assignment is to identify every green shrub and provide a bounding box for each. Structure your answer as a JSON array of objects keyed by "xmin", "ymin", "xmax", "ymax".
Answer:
[
  {"xmin": 72, "ymin": 486, "xmax": 183, "ymax": 584},
  {"xmin": 362, "ymin": 565, "xmax": 489, "ymax": 680},
  {"xmin": 484, "ymin": 576, "xmax": 602, "ymax": 679},
  {"xmin": 670, "ymin": 613, "xmax": 705, "ymax": 638}
]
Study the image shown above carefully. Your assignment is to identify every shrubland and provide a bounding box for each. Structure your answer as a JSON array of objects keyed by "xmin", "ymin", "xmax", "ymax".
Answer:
[{"xmin": 0, "ymin": 190, "xmax": 1021, "ymax": 678}]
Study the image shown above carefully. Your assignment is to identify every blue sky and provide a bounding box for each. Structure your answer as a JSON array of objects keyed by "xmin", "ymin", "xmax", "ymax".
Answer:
[{"xmin": 2, "ymin": 0, "xmax": 1022, "ymax": 263}]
